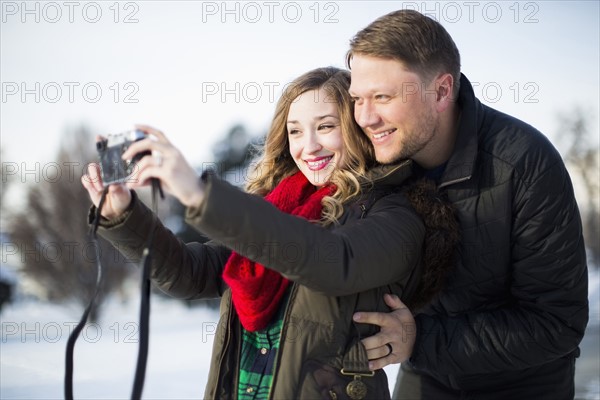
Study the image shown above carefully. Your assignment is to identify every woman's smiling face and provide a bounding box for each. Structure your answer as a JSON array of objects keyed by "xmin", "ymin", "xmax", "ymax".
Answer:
[{"xmin": 287, "ymin": 88, "xmax": 345, "ymax": 186}]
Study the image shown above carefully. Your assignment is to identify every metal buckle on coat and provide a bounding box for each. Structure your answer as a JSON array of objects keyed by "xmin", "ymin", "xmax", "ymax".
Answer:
[{"xmin": 340, "ymin": 368, "xmax": 375, "ymax": 400}]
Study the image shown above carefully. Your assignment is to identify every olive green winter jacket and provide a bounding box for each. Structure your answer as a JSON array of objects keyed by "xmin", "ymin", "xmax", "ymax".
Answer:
[{"xmin": 95, "ymin": 161, "xmax": 456, "ymax": 399}]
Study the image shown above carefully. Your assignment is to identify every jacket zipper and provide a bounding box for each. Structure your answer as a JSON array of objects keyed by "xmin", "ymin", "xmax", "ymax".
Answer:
[
  {"xmin": 439, "ymin": 175, "xmax": 471, "ymax": 189},
  {"xmin": 267, "ymin": 283, "xmax": 298, "ymax": 400}
]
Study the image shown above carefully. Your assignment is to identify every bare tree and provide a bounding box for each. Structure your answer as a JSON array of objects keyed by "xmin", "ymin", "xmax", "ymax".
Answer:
[
  {"xmin": 8, "ymin": 126, "xmax": 133, "ymax": 321},
  {"xmin": 556, "ymin": 107, "xmax": 600, "ymax": 267},
  {"xmin": 1, "ymin": 148, "xmax": 16, "ymax": 312},
  {"xmin": 1, "ymin": 148, "xmax": 10, "ymax": 213}
]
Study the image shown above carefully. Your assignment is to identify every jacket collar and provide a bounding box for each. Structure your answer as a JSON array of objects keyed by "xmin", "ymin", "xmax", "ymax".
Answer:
[
  {"xmin": 365, "ymin": 159, "xmax": 413, "ymax": 187},
  {"xmin": 438, "ymin": 74, "xmax": 482, "ymax": 188}
]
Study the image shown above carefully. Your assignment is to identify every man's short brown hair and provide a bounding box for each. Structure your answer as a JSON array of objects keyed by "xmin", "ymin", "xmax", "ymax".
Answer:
[{"xmin": 347, "ymin": 10, "xmax": 461, "ymax": 95}]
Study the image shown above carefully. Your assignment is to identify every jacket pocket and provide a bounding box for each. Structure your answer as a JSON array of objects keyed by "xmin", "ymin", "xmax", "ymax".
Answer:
[{"xmin": 296, "ymin": 358, "xmax": 391, "ymax": 400}]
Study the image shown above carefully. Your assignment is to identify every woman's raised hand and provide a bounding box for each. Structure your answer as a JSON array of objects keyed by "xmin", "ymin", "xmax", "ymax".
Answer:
[{"xmin": 121, "ymin": 125, "xmax": 204, "ymax": 207}]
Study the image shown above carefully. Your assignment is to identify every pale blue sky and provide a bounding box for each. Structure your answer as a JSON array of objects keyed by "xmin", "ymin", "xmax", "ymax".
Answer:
[{"xmin": 1, "ymin": 1, "xmax": 599, "ymax": 195}]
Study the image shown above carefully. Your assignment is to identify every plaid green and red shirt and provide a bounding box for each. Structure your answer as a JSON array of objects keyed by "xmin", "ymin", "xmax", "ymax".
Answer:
[{"xmin": 237, "ymin": 289, "xmax": 290, "ymax": 399}]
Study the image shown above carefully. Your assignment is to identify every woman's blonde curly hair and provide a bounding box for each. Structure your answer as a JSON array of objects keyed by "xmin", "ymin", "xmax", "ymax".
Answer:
[{"xmin": 246, "ymin": 67, "xmax": 375, "ymax": 225}]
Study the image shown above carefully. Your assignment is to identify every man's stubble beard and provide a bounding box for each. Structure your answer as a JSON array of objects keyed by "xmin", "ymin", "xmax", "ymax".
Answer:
[{"xmin": 377, "ymin": 113, "xmax": 437, "ymax": 165}]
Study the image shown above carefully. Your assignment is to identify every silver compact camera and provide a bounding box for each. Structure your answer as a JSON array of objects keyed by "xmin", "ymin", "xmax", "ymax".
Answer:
[{"xmin": 96, "ymin": 129, "xmax": 150, "ymax": 185}]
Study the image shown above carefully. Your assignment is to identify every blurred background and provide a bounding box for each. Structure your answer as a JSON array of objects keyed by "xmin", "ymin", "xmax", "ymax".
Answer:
[{"xmin": 1, "ymin": 1, "xmax": 599, "ymax": 399}]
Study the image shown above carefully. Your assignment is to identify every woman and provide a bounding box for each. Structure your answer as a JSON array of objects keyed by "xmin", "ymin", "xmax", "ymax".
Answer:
[{"xmin": 82, "ymin": 67, "xmax": 457, "ymax": 399}]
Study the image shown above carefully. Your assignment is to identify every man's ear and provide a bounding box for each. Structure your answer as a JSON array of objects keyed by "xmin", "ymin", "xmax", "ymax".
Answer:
[{"xmin": 435, "ymin": 73, "xmax": 454, "ymax": 113}]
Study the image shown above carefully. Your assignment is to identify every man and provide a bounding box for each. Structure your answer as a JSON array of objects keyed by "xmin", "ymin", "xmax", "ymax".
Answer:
[{"xmin": 348, "ymin": 9, "xmax": 589, "ymax": 399}]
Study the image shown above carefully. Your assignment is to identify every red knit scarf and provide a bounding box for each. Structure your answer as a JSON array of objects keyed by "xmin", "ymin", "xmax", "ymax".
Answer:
[{"xmin": 222, "ymin": 171, "xmax": 334, "ymax": 332}]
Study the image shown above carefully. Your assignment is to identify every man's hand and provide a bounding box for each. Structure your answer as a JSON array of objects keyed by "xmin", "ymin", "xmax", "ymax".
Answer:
[{"xmin": 353, "ymin": 294, "xmax": 416, "ymax": 370}]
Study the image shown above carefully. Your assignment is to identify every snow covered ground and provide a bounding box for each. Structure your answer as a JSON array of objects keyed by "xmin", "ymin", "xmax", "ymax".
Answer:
[
  {"xmin": 1, "ymin": 296, "xmax": 218, "ymax": 399},
  {"xmin": 1, "ymin": 267, "xmax": 598, "ymax": 399}
]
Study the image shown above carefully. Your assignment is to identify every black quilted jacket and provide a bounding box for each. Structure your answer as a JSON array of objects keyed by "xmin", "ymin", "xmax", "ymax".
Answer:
[{"xmin": 398, "ymin": 75, "xmax": 589, "ymax": 399}]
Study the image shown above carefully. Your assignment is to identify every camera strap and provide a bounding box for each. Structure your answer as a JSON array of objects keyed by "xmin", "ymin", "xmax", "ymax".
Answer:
[
  {"xmin": 64, "ymin": 187, "xmax": 108, "ymax": 400},
  {"xmin": 65, "ymin": 179, "xmax": 163, "ymax": 400},
  {"xmin": 131, "ymin": 178, "xmax": 163, "ymax": 399}
]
